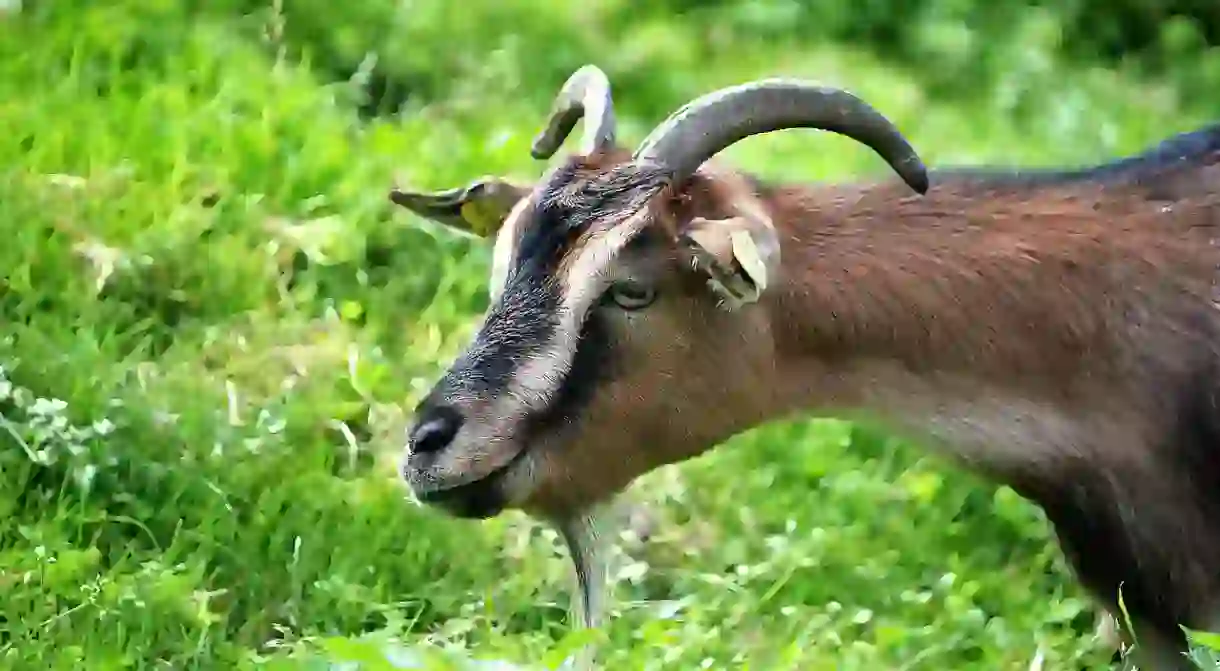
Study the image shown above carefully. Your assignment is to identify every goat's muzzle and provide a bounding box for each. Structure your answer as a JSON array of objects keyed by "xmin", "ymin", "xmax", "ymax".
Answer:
[{"xmin": 401, "ymin": 400, "xmax": 522, "ymax": 520}]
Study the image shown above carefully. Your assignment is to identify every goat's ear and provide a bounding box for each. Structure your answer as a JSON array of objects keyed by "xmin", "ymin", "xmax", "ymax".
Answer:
[
  {"xmin": 680, "ymin": 215, "xmax": 781, "ymax": 310},
  {"xmin": 389, "ymin": 177, "xmax": 533, "ymax": 239}
]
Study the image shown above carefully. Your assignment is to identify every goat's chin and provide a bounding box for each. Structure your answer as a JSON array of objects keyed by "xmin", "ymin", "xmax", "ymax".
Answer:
[{"xmin": 414, "ymin": 447, "xmax": 538, "ymax": 520}]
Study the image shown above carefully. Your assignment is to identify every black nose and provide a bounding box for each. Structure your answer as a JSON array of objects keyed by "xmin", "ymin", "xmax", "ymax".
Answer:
[{"xmin": 408, "ymin": 404, "xmax": 464, "ymax": 455}]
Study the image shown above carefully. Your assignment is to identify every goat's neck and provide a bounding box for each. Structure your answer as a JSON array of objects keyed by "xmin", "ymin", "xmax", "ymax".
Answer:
[{"xmin": 751, "ymin": 183, "xmax": 1153, "ymax": 475}]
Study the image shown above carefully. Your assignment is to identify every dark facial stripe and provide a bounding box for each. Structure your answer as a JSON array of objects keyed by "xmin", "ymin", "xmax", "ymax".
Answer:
[
  {"xmin": 524, "ymin": 307, "xmax": 616, "ymax": 439},
  {"xmin": 505, "ymin": 162, "xmax": 670, "ymax": 431},
  {"xmin": 523, "ymin": 227, "xmax": 679, "ymax": 435},
  {"xmin": 440, "ymin": 275, "xmax": 560, "ymax": 396},
  {"xmin": 436, "ymin": 159, "xmax": 669, "ymax": 401}
]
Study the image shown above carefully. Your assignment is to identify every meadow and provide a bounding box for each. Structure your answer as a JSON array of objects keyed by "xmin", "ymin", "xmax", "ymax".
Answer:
[{"xmin": 2, "ymin": 2, "xmax": 1220, "ymax": 669}]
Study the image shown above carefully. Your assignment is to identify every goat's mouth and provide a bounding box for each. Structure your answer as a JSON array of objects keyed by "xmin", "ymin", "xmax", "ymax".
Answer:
[{"xmin": 413, "ymin": 448, "xmax": 531, "ymax": 520}]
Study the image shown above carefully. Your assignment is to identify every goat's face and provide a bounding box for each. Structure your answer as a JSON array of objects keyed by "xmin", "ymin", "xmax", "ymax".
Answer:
[
  {"xmin": 392, "ymin": 154, "xmax": 791, "ymax": 518},
  {"xmin": 389, "ymin": 67, "xmax": 929, "ymax": 521}
]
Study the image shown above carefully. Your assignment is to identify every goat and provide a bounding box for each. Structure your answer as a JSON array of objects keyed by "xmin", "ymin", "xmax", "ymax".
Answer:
[{"xmin": 390, "ymin": 64, "xmax": 1220, "ymax": 670}]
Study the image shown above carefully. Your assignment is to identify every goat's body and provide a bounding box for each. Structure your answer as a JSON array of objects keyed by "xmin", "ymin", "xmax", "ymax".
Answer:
[{"xmin": 748, "ymin": 125, "xmax": 1220, "ymax": 662}]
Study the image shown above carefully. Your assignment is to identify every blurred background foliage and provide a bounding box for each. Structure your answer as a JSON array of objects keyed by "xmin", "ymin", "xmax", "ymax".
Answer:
[
  {"xmin": 20, "ymin": 0, "xmax": 1220, "ymax": 121},
  {"xmin": 1, "ymin": 0, "xmax": 1219, "ymax": 669}
]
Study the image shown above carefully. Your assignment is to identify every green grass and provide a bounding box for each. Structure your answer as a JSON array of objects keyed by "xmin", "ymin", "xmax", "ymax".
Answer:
[{"xmin": 0, "ymin": 2, "xmax": 1216, "ymax": 670}]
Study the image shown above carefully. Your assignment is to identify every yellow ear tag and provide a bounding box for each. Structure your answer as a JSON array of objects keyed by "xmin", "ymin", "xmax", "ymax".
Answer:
[
  {"xmin": 460, "ymin": 200, "xmax": 501, "ymax": 237},
  {"xmin": 729, "ymin": 229, "xmax": 768, "ymax": 293}
]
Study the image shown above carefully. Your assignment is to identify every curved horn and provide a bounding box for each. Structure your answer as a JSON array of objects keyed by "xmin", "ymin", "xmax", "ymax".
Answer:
[
  {"xmin": 530, "ymin": 64, "xmax": 618, "ymax": 160},
  {"xmin": 632, "ymin": 79, "xmax": 929, "ymax": 194}
]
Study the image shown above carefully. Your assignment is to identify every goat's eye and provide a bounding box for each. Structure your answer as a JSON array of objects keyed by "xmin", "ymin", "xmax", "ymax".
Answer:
[{"xmin": 606, "ymin": 281, "xmax": 657, "ymax": 311}]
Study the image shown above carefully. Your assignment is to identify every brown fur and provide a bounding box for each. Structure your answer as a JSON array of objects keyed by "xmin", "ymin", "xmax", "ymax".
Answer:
[{"xmin": 521, "ymin": 148, "xmax": 1220, "ymax": 486}]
